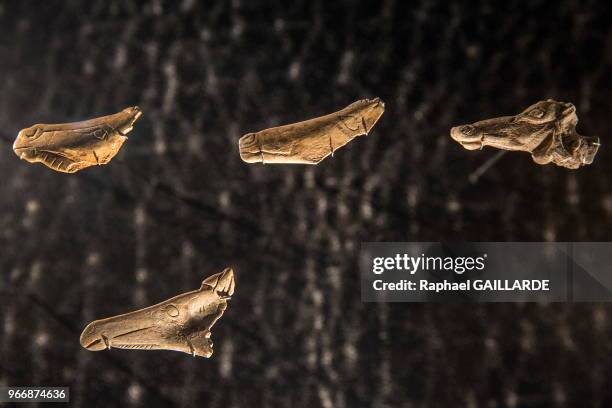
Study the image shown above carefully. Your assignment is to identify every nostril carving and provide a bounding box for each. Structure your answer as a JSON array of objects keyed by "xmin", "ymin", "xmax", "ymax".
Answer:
[
  {"xmin": 25, "ymin": 128, "xmax": 43, "ymax": 139},
  {"xmin": 461, "ymin": 125, "xmax": 474, "ymax": 135},
  {"xmin": 240, "ymin": 134, "xmax": 255, "ymax": 146}
]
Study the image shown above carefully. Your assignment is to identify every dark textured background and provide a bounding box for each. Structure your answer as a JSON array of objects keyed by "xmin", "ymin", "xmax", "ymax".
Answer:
[{"xmin": 0, "ymin": 1, "xmax": 611, "ymax": 407}]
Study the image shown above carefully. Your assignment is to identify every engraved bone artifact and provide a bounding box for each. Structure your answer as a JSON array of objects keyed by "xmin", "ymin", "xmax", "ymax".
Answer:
[
  {"xmin": 239, "ymin": 98, "xmax": 385, "ymax": 164},
  {"xmin": 13, "ymin": 107, "xmax": 142, "ymax": 173},
  {"xmin": 450, "ymin": 100, "xmax": 599, "ymax": 169},
  {"xmin": 80, "ymin": 268, "xmax": 235, "ymax": 358}
]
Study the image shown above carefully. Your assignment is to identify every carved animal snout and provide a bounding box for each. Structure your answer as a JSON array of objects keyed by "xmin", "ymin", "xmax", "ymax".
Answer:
[
  {"xmin": 450, "ymin": 125, "xmax": 482, "ymax": 150},
  {"xmin": 13, "ymin": 146, "xmax": 38, "ymax": 161},
  {"xmin": 79, "ymin": 322, "xmax": 107, "ymax": 351},
  {"xmin": 13, "ymin": 126, "xmax": 41, "ymax": 153},
  {"xmin": 238, "ymin": 133, "xmax": 262, "ymax": 163}
]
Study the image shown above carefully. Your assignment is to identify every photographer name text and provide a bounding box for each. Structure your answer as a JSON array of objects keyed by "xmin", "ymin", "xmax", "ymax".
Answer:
[{"xmin": 373, "ymin": 279, "xmax": 550, "ymax": 292}]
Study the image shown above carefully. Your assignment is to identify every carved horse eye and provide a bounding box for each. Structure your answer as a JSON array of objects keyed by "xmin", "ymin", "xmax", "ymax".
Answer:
[
  {"xmin": 530, "ymin": 109, "xmax": 544, "ymax": 118},
  {"xmin": 163, "ymin": 305, "xmax": 180, "ymax": 317}
]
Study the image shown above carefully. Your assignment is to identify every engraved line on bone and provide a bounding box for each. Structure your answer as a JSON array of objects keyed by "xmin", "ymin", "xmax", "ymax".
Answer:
[
  {"xmin": 37, "ymin": 150, "xmax": 71, "ymax": 159},
  {"xmin": 84, "ymin": 338, "xmax": 102, "ymax": 349},
  {"xmin": 334, "ymin": 121, "xmax": 353, "ymax": 138},
  {"xmin": 93, "ymin": 150, "xmax": 99, "ymax": 165},
  {"xmin": 32, "ymin": 128, "xmax": 44, "ymax": 140},
  {"xmin": 53, "ymin": 158, "xmax": 66, "ymax": 171},
  {"xmin": 38, "ymin": 150, "xmax": 76, "ymax": 166},
  {"xmin": 43, "ymin": 125, "xmax": 110, "ymax": 134},
  {"xmin": 339, "ymin": 115, "xmax": 360, "ymax": 132},
  {"xmin": 101, "ymin": 334, "xmax": 111, "ymax": 350},
  {"xmin": 115, "ymin": 344, "xmax": 157, "ymax": 350},
  {"xmin": 93, "ymin": 128, "xmax": 108, "ymax": 140},
  {"xmin": 52, "ymin": 158, "xmax": 66, "ymax": 172},
  {"xmin": 187, "ymin": 338, "xmax": 196, "ymax": 357},
  {"xmin": 112, "ymin": 326, "xmax": 154, "ymax": 340},
  {"xmin": 329, "ymin": 134, "xmax": 334, "ymax": 157},
  {"xmin": 259, "ymin": 147, "xmax": 292, "ymax": 157},
  {"xmin": 258, "ymin": 137, "xmax": 265, "ymax": 164},
  {"xmin": 361, "ymin": 116, "xmax": 368, "ymax": 135}
]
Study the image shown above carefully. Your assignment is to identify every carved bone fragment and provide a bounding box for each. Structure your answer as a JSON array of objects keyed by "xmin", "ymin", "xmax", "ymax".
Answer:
[
  {"xmin": 239, "ymin": 98, "xmax": 385, "ymax": 164},
  {"xmin": 80, "ymin": 268, "xmax": 235, "ymax": 358},
  {"xmin": 13, "ymin": 106, "xmax": 142, "ymax": 173},
  {"xmin": 450, "ymin": 100, "xmax": 599, "ymax": 169}
]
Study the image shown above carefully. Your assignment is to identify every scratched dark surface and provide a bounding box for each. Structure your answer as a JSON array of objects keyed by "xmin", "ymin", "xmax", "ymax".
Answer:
[{"xmin": 1, "ymin": 1, "xmax": 612, "ymax": 407}]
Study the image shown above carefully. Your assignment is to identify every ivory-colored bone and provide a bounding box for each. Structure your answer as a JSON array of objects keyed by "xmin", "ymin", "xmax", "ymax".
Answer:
[
  {"xmin": 13, "ymin": 107, "xmax": 142, "ymax": 173},
  {"xmin": 79, "ymin": 268, "xmax": 235, "ymax": 358},
  {"xmin": 450, "ymin": 99, "xmax": 599, "ymax": 169},
  {"xmin": 239, "ymin": 98, "xmax": 385, "ymax": 164}
]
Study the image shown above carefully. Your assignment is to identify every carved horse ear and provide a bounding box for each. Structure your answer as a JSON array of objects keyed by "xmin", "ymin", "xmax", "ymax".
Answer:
[
  {"xmin": 559, "ymin": 103, "xmax": 578, "ymax": 133},
  {"xmin": 200, "ymin": 268, "xmax": 234, "ymax": 295},
  {"xmin": 201, "ymin": 272, "xmax": 222, "ymax": 290}
]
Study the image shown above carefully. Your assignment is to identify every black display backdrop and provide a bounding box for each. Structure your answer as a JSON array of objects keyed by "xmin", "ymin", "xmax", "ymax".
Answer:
[{"xmin": 1, "ymin": 1, "xmax": 611, "ymax": 406}]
